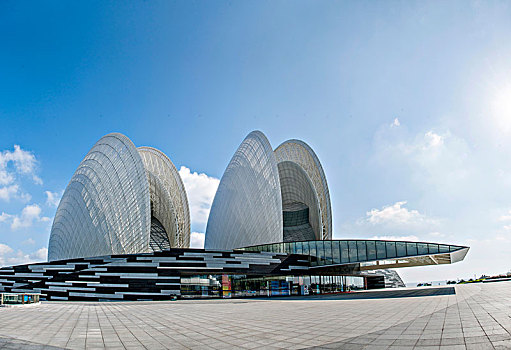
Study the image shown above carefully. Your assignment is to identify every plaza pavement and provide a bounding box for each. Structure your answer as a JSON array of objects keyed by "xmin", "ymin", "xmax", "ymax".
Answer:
[{"xmin": 0, "ymin": 281, "xmax": 510, "ymax": 349}]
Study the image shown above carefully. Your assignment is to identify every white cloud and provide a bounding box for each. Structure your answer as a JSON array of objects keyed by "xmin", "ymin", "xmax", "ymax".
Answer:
[
  {"xmin": 190, "ymin": 232, "xmax": 205, "ymax": 248},
  {"xmin": 424, "ymin": 131, "xmax": 444, "ymax": 148},
  {"xmin": 0, "ymin": 243, "xmax": 13, "ymax": 255},
  {"xmin": 370, "ymin": 235, "xmax": 420, "ymax": 242},
  {"xmin": 0, "ymin": 184, "xmax": 31, "ymax": 202},
  {"xmin": 0, "ymin": 185, "xmax": 19, "ymax": 201},
  {"xmin": 0, "ymin": 244, "xmax": 48, "ymax": 267},
  {"xmin": 366, "ymin": 201, "xmax": 430, "ymax": 226},
  {"xmin": 498, "ymin": 210, "xmax": 511, "ymax": 221},
  {"xmin": 179, "ymin": 166, "xmax": 219, "ymax": 231},
  {"xmin": 22, "ymin": 238, "xmax": 35, "ymax": 245},
  {"xmin": 0, "ymin": 145, "xmax": 40, "ymax": 185},
  {"xmin": 9, "ymin": 204, "xmax": 50, "ymax": 230},
  {"xmin": 391, "ymin": 118, "xmax": 400, "ymax": 127},
  {"xmin": 45, "ymin": 190, "xmax": 62, "ymax": 207},
  {"xmin": 428, "ymin": 231, "xmax": 445, "ymax": 237},
  {"xmin": 0, "ymin": 212, "xmax": 13, "ymax": 223}
]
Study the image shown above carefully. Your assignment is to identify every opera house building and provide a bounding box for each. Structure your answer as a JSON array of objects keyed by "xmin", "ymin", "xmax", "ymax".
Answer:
[{"xmin": 0, "ymin": 132, "xmax": 469, "ymax": 301}]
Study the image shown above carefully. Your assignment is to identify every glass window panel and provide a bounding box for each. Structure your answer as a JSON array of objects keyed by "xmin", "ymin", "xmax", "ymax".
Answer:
[
  {"xmin": 295, "ymin": 241, "xmax": 303, "ymax": 255},
  {"xmin": 376, "ymin": 241, "xmax": 386, "ymax": 259},
  {"xmin": 367, "ymin": 241, "xmax": 377, "ymax": 260},
  {"xmin": 386, "ymin": 242, "xmax": 396, "ymax": 258},
  {"xmin": 340, "ymin": 241, "xmax": 349, "ymax": 263},
  {"xmin": 310, "ymin": 242, "xmax": 317, "ymax": 266},
  {"xmin": 348, "ymin": 241, "xmax": 358, "ymax": 262},
  {"xmin": 428, "ymin": 244, "xmax": 439, "ymax": 254},
  {"xmin": 324, "ymin": 241, "xmax": 333, "ymax": 263},
  {"xmin": 439, "ymin": 245, "xmax": 449, "ymax": 253},
  {"xmin": 332, "ymin": 241, "xmax": 341, "ymax": 264},
  {"xmin": 449, "ymin": 245, "xmax": 459, "ymax": 252},
  {"xmin": 417, "ymin": 243, "xmax": 428, "ymax": 255},
  {"xmin": 406, "ymin": 242, "xmax": 418, "ymax": 256},
  {"xmin": 357, "ymin": 241, "xmax": 367, "ymax": 261},
  {"xmin": 302, "ymin": 242, "xmax": 309, "ymax": 256},
  {"xmin": 316, "ymin": 241, "xmax": 325, "ymax": 265},
  {"xmin": 396, "ymin": 242, "xmax": 407, "ymax": 257}
]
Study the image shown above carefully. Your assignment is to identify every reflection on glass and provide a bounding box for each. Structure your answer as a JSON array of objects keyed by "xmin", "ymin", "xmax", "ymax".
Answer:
[
  {"xmin": 386, "ymin": 242, "xmax": 396, "ymax": 258},
  {"xmin": 367, "ymin": 241, "xmax": 376, "ymax": 260},
  {"xmin": 316, "ymin": 241, "xmax": 325, "ymax": 265},
  {"xmin": 439, "ymin": 245, "xmax": 449, "ymax": 253},
  {"xmin": 332, "ymin": 241, "xmax": 341, "ymax": 264},
  {"xmin": 303, "ymin": 241, "xmax": 309, "ymax": 256},
  {"xmin": 348, "ymin": 241, "xmax": 358, "ymax": 262},
  {"xmin": 376, "ymin": 241, "xmax": 386, "ymax": 259},
  {"xmin": 310, "ymin": 242, "xmax": 317, "ymax": 266},
  {"xmin": 357, "ymin": 241, "xmax": 367, "ymax": 261},
  {"xmin": 428, "ymin": 244, "xmax": 439, "ymax": 254},
  {"xmin": 324, "ymin": 241, "xmax": 333, "ymax": 263},
  {"xmin": 295, "ymin": 241, "xmax": 302, "ymax": 254},
  {"xmin": 396, "ymin": 242, "xmax": 406, "ymax": 257},
  {"xmin": 406, "ymin": 242, "xmax": 418, "ymax": 256},
  {"xmin": 341, "ymin": 241, "xmax": 349, "ymax": 263},
  {"xmin": 417, "ymin": 243, "xmax": 428, "ymax": 255}
]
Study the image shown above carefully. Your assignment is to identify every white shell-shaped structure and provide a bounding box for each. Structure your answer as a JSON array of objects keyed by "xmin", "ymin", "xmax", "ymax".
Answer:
[
  {"xmin": 205, "ymin": 131, "xmax": 332, "ymax": 249},
  {"xmin": 48, "ymin": 133, "xmax": 190, "ymax": 261},
  {"xmin": 275, "ymin": 140, "xmax": 332, "ymax": 240},
  {"xmin": 205, "ymin": 131, "xmax": 283, "ymax": 249},
  {"xmin": 138, "ymin": 147, "xmax": 191, "ymax": 249}
]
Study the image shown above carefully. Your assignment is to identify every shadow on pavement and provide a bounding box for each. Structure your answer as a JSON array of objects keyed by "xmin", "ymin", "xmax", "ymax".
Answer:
[{"xmin": 0, "ymin": 336, "xmax": 65, "ymax": 349}]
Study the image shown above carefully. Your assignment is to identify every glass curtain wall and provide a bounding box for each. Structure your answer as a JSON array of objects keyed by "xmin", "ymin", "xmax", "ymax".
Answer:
[{"xmin": 241, "ymin": 240, "xmax": 463, "ymax": 266}]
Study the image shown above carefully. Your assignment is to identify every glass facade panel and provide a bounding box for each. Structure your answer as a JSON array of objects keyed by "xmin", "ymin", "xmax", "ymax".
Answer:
[
  {"xmin": 302, "ymin": 241, "xmax": 310, "ymax": 256},
  {"xmin": 295, "ymin": 241, "xmax": 303, "ymax": 254},
  {"xmin": 332, "ymin": 241, "xmax": 341, "ymax": 264},
  {"xmin": 439, "ymin": 245, "xmax": 449, "ymax": 253},
  {"xmin": 367, "ymin": 241, "xmax": 376, "ymax": 260},
  {"xmin": 406, "ymin": 242, "xmax": 418, "ymax": 256},
  {"xmin": 357, "ymin": 241, "xmax": 367, "ymax": 261},
  {"xmin": 324, "ymin": 241, "xmax": 333, "ymax": 264},
  {"xmin": 396, "ymin": 242, "xmax": 407, "ymax": 257},
  {"xmin": 417, "ymin": 243, "xmax": 428, "ymax": 255},
  {"xmin": 348, "ymin": 241, "xmax": 358, "ymax": 262},
  {"xmin": 376, "ymin": 241, "xmax": 386, "ymax": 259},
  {"xmin": 340, "ymin": 241, "xmax": 349, "ymax": 263},
  {"xmin": 386, "ymin": 241, "xmax": 396, "ymax": 258},
  {"xmin": 309, "ymin": 242, "xmax": 317, "ymax": 266},
  {"xmin": 316, "ymin": 241, "xmax": 325, "ymax": 265},
  {"xmin": 428, "ymin": 244, "xmax": 439, "ymax": 254}
]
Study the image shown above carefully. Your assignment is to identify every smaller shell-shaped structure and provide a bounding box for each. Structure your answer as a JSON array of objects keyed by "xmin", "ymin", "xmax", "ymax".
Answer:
[
  {"xmin": 48, "ymin": 133, "xmax": 151, "ymax": 261},
  {"xmin": 205, "ymin": 131, "xmax": 283, "ymax": 249},
  {"xmin": 275, "ymin": 140, "xmax": 332, "ymax": 240},
  {"xmin": 138, "ymin": 147, "xmax": 191, "ymax": 248},
  {"xmin": 48, "ymin": 133, "xmax": 190, "ymax": 261}
]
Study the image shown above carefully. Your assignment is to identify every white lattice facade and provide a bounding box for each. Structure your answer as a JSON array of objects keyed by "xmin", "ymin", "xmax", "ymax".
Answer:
[{"xmin": 48, "ymin": 133, "xmax": 190, "ymax": 261}]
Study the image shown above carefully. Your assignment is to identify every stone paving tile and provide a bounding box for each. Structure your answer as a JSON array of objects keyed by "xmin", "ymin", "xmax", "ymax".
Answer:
[{"xmin": 0, "ymin": 282, "xmax": 510, "ymax": 349}]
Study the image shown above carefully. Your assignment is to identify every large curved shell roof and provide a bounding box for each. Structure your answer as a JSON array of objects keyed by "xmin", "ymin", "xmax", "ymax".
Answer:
[
  {"xmin": 48, "ymin": 133, "xmax": 151, "ymax": 261},
  {"xmin": 205, "ymin": 131, "xmax": 283, "ymax": 249},
  {"xmin": 138, "ymin": 147, "xmax": 191, "ymax": 248},
  {"xmin": 274, "ymin": 140, "xmax": 332, "ymax": 240}
]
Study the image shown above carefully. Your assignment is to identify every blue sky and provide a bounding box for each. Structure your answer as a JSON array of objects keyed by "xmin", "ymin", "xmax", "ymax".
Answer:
[{"xmin": 1, "ymin": 1, "xmax": 510, "ymax": 283}]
